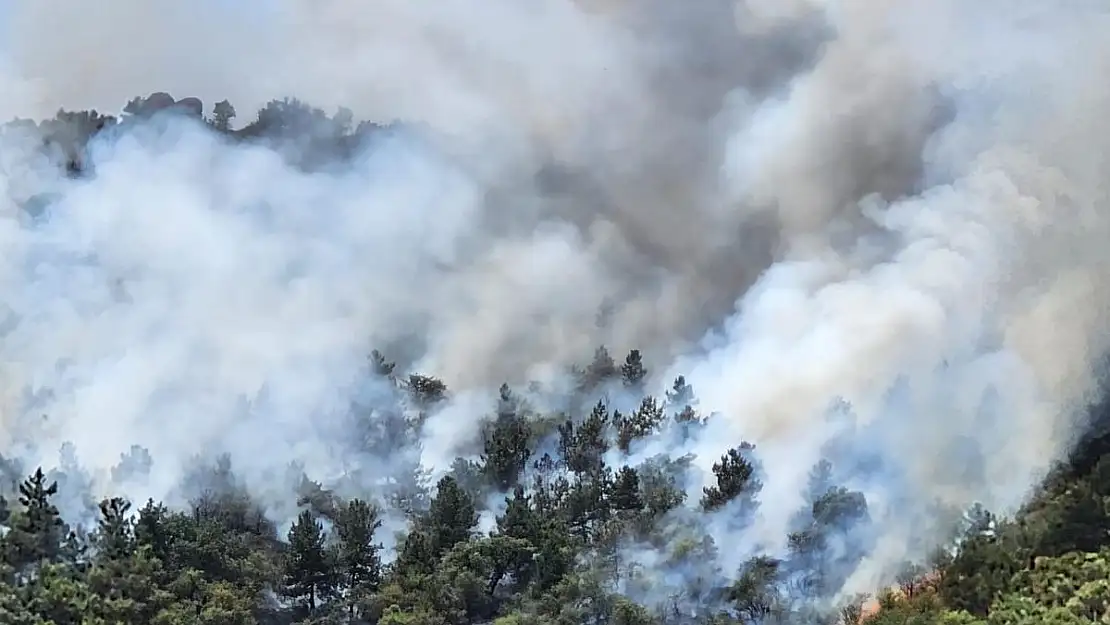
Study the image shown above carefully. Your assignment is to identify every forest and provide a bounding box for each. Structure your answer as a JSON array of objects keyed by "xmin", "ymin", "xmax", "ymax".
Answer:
[{"xmin": 0, "ymin": 94, "xmax": 1104, "ymax": 625}]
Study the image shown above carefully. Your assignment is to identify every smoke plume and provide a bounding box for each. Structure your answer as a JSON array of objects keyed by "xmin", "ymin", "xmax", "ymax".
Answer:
[{"xmin": 0, "ymin": 0, "xmax": 1106, "ymax": 611}]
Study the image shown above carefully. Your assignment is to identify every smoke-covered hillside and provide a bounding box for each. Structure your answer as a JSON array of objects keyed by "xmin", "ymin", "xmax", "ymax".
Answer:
[{"xmin": 0, "ymin": 0, "xmax": 1108, "ymax": 623}]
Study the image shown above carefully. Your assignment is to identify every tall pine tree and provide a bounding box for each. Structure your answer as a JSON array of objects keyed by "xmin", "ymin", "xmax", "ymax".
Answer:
[
  {"xmin": 334, "ymin": 498, "xmax": 383, "ymax": 613},
  {"xmin": 282, "ymin": 510, "xmax": 336, "ymax": 614}
]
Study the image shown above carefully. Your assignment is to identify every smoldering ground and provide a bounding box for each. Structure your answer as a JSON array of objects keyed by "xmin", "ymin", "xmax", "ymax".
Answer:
[{"xmin": 0, "ymin": 0, "xmax": 1104, "ymax": 616}]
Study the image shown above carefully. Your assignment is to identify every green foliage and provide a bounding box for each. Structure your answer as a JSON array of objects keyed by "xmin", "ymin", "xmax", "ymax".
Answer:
[
  {"xmin": 615, "ymin": 397, "xmax": 665, "ymax": 453},
  {"xmin": 426, "ymin": 476, "xmax": 479, "ymax": 558},
  {"xmin": 334, "ymin": 497, "xmax": 384, "ymax": 616},
  {"xmin": 481, "ymin": 384, "xmax": 532, "ymax": 492},
  {"xmin": 700, "ymin": 444, "xmax": 761, "ymax": 513},
  {"xmin": 6, "ymin": 469, "xmax": 66, "ymax": 572},
  {"xmin": 283, "ymin": 510, "xmax": 336, "ymax": 614},
  {"xmin": 620, "ymin": 349, "xmax": 648, "ymax": 392},
  {"xmin": 9, "ymin": 93, "xmax": 1110, "ymax": 625}
]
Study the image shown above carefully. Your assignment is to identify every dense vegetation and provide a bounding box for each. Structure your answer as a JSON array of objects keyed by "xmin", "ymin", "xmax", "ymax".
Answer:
[{"xmin": 0, "ymin": 94, "xmax": 1107, "ymax": 624}]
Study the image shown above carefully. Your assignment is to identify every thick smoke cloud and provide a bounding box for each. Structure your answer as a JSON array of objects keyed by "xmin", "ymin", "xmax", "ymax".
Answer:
[{"xmin": 0, "ymin": 0, "xmax": 1105, "ymax": 609}]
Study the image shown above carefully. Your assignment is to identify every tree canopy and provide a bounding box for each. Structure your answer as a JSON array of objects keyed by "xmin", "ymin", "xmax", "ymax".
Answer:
[{"xmin": 0, "ymin": 93, "xmax": 1105, "ymax": 625}]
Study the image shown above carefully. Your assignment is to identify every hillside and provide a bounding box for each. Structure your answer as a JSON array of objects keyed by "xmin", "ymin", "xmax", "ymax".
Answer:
[
  {"xmin": 0, "ymin": 0, "xmax": 1102, "ymax": 622},
  {"xmin": 0, "ymin": 93, "xmax": 1101, "ymax": 625}
]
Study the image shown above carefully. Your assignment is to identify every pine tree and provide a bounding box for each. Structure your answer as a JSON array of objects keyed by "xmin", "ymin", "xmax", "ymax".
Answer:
[
  {"xmin": 496, "ymin": 485, "xmax": 538, "ymax": 541},
  {"xmin": 334, "ymin": 499, "xmax": 383, "ymax": 602},
  {"xmin": 94, "ymin": 497, "xmax": 134, "ymax": 562},
  {"xmin": 282, "ymin": 510, "xmax": 336, "ymax": 613},
  {"xmin": 369, "ymin": 348, "xmax": 396, "ymax": 378},
  {"xmin": 210, "ymin": 99, "xmax": 236, "ymax": 132},
  {"xmin": 427, "ymin": 476, "xmax": 478, "ymax": 558},
  {"xmin": 481, "ymin": 384, "xmax": 532, "ymax": 491},
  {"xmin": 620, "ymin": 349, "xmax": 647, "ymax": 392},
  {"xmin": 394, "ymin": 527, "xmax": 437, "ymax": 577},
  {"xmin": 5, "ymin": 468, "xmax": 66, "ymax": 571},
  {"xmin": 611, "ymin": 467, "xmax": 644, "ymax": 512},
  {"xmin": 564, "ymin": 467, "xmax": 614, "ymax": 540},
  {"xmin": 560, "ymin": 401, "xmax": 610, "ymax": 475},
  {"xmin": 579, "ymin": 346, "xmax": 618, "ymax": 391},
  {"xmin": 666, "ymin": 375, "xmax": 695, "ymax": 411},
  {"xmin": 615, "ymin": 396, "xmax": 665, "ymax": 452},
  {"xmin": 110, "ymin": 445, "xmax": 153, "ymax": 485},
  {"xmin": 667, "ymin": 376, "xmax": 704, "ymax": 446},
  {"xmin": 407, "ymin": 374, "xmax": 448, "ymax": 409},
  {"xmin": 788, "ymin": 484, "xmax": 870, "ymax": 599},
  {"xmin": 805, "ymin": 460, "xmax": 834, "ymax": 507},
  {"xmin": 133, "ymin": 499, "xmax": 171, "ymax": 562},
  {"xmin": 701, "ymin": 444, "xmax": 762, "ymax": 514}
]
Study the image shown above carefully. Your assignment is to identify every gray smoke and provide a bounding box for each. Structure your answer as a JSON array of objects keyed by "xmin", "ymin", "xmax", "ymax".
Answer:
[{"xmin": 0, "ymin": 0, "xmax": 1105, "ymax": 608}]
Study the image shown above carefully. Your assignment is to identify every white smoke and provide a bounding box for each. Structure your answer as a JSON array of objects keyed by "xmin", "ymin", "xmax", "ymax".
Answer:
[
  {"xmin": 673, "ymin": 0, "xmax": 1110, "ymax": 595},
  {"xmin": 0, "ymin": 0, "xmax": 1104, "ymax": 608}
]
